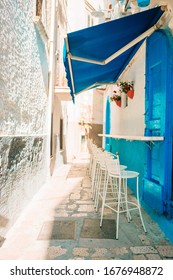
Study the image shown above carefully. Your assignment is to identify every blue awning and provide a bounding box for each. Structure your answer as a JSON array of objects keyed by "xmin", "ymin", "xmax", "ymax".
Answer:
[{"xmin": 63, "ymin": 6, "xmax": 165, "ymax": 101}]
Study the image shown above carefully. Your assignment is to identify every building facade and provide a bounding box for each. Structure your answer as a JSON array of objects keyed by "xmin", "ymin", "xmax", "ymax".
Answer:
[
  {"xmin": 0, "ymin": 0, "xmax": 68, "ymax": 236},
  {"xmin": 102, "ymin": 0, "xmax": 173, "ymax": 237}
]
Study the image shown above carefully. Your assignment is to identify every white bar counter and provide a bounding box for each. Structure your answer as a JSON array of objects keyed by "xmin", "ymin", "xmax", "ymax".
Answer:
[{"xmin": 98, "ymin": 134, "xmax": 164, "ymax": 142}]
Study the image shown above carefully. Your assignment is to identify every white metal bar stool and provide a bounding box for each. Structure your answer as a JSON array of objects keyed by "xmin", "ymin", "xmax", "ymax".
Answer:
[
  {"xmin": 90, "ymin": 145, "xmax": 102, "ymax": 200},
  {"xmin": 100, "ymin": 153, "xmax": 147, "ymax": 239},
  {"xmin": 95, "ymin": 152, "xmax": 127, "ymax": 212},
  {"xmin": 94, "ymin": 150, "xmax": 114, "ymax": 210},
  {"xmin": 86, "ymin": 138, "xmax": 94, "ymax": 177}
]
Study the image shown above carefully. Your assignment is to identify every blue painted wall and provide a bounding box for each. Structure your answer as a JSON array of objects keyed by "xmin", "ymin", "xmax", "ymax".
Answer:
[
  {"xmin": 108, "ymin": 30, "xmax": 173, "ymax": 219},
  {"xmin": 109, "ymin": 138, "xmax": 146, "ymax": 197}
]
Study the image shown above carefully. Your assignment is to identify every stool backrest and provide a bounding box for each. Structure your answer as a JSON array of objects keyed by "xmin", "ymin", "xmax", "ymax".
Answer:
[
  {"xmin": 97, "ymin": 151, "xmax": 111, "ymax": 169},
  {"xmin": 105, "ymin": 154, "xmax": 121, "ymax": 176}
]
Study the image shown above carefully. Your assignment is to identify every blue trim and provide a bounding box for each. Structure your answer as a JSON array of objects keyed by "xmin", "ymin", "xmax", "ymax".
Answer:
[
  {"xmin": 105, "ymin": 97, "xmax": 111, "ymax": 151},
  {"xmin": 105, "ymin": 97, "xmax": 111, "ymax": 135}
]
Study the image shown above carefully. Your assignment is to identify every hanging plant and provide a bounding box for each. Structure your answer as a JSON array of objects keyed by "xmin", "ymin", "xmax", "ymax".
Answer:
[
  {"xmin": 110, "ymin": 91, "xmax": 121, "ymax": 107},
  {"xmin": 118, "ymin": 81, "xmax": 134, "ymax": 99}
]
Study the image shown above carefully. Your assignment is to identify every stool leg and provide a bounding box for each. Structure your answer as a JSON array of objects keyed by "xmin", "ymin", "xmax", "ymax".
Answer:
[
  {"xmin": 91, "ymin": 159, "xmax": 97, "ymax": 199},
  {"xmin": 88, "ymin": 155, "xmax": 93, "ymax": 176},
  {"xmin": 116, "ymin": 178, "xmax": 121, "ymax": 239},
  {"xmin": 124, "ymin": 178, "xmax": 131, "ymax": 222},
  {"xmin": 100, "ymin": 172, "xmax": 109, "ymax": 227},
  {"xmin": 95, "ymin": 168, "xmax": 102, "ymax": 210},
  {"xmin": 93, "ymin": 162, "xmax": 100, "ymax": 201},
  {"xmin": 94, "ymin": 168, "xmax": 102, "ymax": 207}
]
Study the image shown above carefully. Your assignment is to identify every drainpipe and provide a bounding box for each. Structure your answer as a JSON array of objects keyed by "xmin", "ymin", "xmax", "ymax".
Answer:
[{"xmin": 48, "ymin": 0, "xmax": 56, "ymax": 172}]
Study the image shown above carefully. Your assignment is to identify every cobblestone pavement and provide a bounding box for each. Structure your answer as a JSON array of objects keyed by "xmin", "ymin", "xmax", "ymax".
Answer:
[
  {"xmin": 46, "ymin": 161, "xmax": 173, "ymax": 260},
  {"xmin": 0, "ymin": 157, "xmax": 173, "ymax": 260}
]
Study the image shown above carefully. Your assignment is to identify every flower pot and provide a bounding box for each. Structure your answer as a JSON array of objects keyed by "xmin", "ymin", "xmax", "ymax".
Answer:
[
  {"xmin": 127, "ymin": 90, "xmax": 134, "ymax": 99},
  {"xmin": 115, "ymin": 100, "xmax": 121, "ymax": 107}
]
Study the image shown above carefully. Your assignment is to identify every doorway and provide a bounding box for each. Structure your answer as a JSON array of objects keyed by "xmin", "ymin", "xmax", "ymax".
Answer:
[{"xmin": 144, "ymin": 30, "xmax": 173, "ymax": 218}]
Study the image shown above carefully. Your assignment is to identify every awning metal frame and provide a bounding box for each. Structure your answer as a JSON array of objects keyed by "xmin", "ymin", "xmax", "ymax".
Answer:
[{"xmin": 69, "ymin": 25, "xmax": 158, "ymax": 66}]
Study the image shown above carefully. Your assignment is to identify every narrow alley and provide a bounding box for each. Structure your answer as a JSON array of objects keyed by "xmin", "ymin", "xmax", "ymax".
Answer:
[
  {"xmin": 0, "ymin": 154, "xmax": 172, "ymax": 260},
  {"xmin": 1, "ymin": 0, "xmax": 173, "ymax": 267}
]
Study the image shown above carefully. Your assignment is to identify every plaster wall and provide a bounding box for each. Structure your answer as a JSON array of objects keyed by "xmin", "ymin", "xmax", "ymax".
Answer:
[
  {"xmin": 67, "ymin": 0, "xmax": 86, "ymax": 31},
  {"xmin": 0, "ymin": 0, "xmax": 51, "ymax": 236},
  {"xmin": 110, "ymin": 45, "xmax": 146, "ymax": 136}
]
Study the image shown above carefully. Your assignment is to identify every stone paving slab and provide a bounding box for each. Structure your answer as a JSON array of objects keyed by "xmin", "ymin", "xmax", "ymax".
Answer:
[
  {"xmin": 47, "ymin": 246, "xmax": 67, "ymax": 260},
  {"xmin": 80, "ymin": 218, "xmax": 116, "ymax": 239},
  {"xmin": 130, "ymin": 246, "xmax": 158, "ymax": 255},
  {"xmin": 155, "ymin": 245, "xmax": 173, "ymax": 258},
  {"xmin": 38, "ymin": 220, "xmax": 76, "ymax": 240}
]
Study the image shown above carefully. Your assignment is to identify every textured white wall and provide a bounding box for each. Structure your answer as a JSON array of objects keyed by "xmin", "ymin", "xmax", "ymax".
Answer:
[
  {"xmin": 0, "ymin": 0, "xmax": 50, "ymax": 236},
  {"xmin": 0, "ymin": 0, "xmax": 49, "ymax": 135}
]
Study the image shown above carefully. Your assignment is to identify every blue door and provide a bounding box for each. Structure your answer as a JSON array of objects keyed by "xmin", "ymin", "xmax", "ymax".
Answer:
[{"xmin": 144, "ymin": 30, "xmax": 173, "ymax": 218}]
